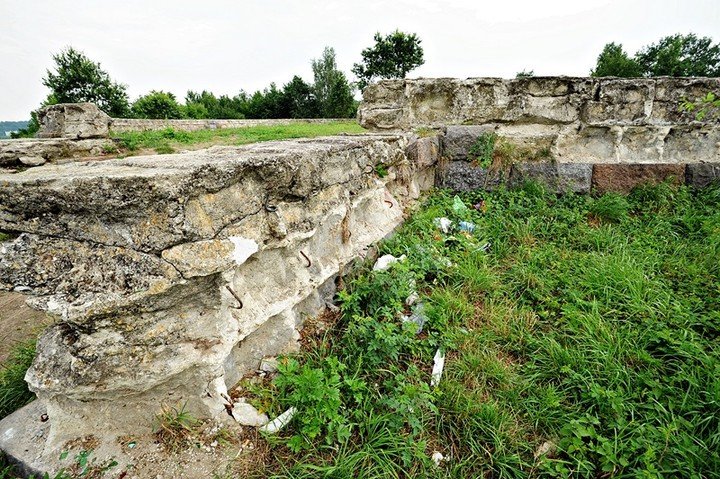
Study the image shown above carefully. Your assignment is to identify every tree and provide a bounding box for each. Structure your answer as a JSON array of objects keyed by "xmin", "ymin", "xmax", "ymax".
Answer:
[
  {"xmin": 281, "ymin": 76, "xmax": 321, "ymax": 118},
  {"xmin": 131, "ymin": 91, "xmax": 184, "ymax": 119},
  {"xmin": 591, "ymin": 34, "xmax": 720, "ymax": 77},
  {"xmin": 312, "ymin": 47, "xmax": 356, "ymax": 118},
  {"xmin": 635, "ymin": 33, "xmax": 720, "ymax": 77},
  {"xmin": 43, "ymin": 47, "xmax": 130, "ymax": 117},
  {"xmin": 591, "ymin": 43, "xmax": 643, "ymax": 77},
  {"xmin": 352, "ymin": 30, "xmax": 424, "ymax": 91}
]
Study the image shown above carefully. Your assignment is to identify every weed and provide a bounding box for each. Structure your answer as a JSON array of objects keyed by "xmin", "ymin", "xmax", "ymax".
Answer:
[
  {"xmin": 374, "ymin": 163, "xmax": 388, "ymax": 178},
  {"xmin": 467, "ymin": 132, "xmax": 497, "ymax": 168},
  {"xmin": 153, "ymin": 403, "xmax": 199, "ymax": 452},
  {"xmin": 258, "ymin": 182, "xmax": 720, "ymax": 478}
]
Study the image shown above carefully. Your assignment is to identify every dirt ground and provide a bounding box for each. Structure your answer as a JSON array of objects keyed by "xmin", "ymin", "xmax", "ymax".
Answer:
[{"xmin": 0, "ymin": 291, "xmax": 50, "ymax": 363}]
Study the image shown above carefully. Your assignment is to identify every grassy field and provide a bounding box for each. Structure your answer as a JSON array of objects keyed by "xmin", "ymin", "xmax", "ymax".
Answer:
[
  {"xmin": 2, "ymin": 182, "xmax": 719, "ymax": 478},
  {"xmin": 242, "ymin": 182, "xmax": 720, "ymax": 478},
  {"xmin": 110, "ymin": 121, "xmax": 366, "ymax": 155}
]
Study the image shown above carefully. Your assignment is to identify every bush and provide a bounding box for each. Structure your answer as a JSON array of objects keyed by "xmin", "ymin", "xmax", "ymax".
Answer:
[{"xmin": 131, "ymin": 90, "xmax": 184, "ymax": 119}]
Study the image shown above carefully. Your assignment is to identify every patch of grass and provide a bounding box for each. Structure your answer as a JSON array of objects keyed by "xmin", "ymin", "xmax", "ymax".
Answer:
[
  {"xmin": 251, "ymin": 183, "xmax": 720, "ymax": 478},
  {"xmin": 153, "ymin": 402, "xmax": 199, "ymax": 452},
  {"xmin": 0, "ymin": 340, "xmax": 36, "ymax": 420},
  {"xmin": 0, "ymin": 233, "xmax": 7, "ymax": 242},
  {"xmin": 112, "ymin": 121, "xmax": 365, "ymax": 155}
]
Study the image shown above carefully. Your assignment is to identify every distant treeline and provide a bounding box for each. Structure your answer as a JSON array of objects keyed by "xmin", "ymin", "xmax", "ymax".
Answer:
[{"xmin": 0, "ymin": 121, "xmax": 28, "ymax": 138}]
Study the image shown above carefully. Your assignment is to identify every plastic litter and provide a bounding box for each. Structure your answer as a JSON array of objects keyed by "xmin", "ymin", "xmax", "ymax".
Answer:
[
  {"xmin": 402, "ymin": 302, "xmax": 427, "ymax": 334},
  {"xmin": 452, "ymin": 195, "xmax": 469, "ymax": 214},
  {"xmin": 260, "ymin": 407, "xmax": 297, "ymax": 434},
  {"xmin": 433, "ymin": 217, "xmax": 452, "ymax": 233},
  {"xmin": 430, "ymin": 349, "xmax": 446, "ymax": 387},
  {"xmin": 372, "ymin": 254, "xmax": 406, "ymax": 271},
  {"xmin": 458, "ymin": 221, "xmax": 476, "ymax": 233},
  {"xmin": 431, "ymin": 451, "xmax": 445, "ymax": 466}
]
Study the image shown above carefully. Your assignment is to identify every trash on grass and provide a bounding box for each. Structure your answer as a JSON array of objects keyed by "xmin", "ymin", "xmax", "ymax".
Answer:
[
  {"xmin": 431, "ymin": 451, "xmax": 445, "ymax": 466},
  {"xmin": 458, "ymin": 221, "xmax": 476, "ymax": 233},
  {"xmin": 401, "ymin": 302, "xmax": 427, "ymax": 334},
  {"xmin": 452, "ymin": 196, "xmax": 469, "ymax": 214},
  {"xmin": 372, "ymin": 254, "xmax": 406, "ymax": 271},
  {"xmin": 433, "ymin": 217, "xmax": 452, "ymax": 233},
  {"xmin": 430, "ymin": 349, "xmax": 446, "ymax": 387},
  {"xmin": 405, "ymin": 291, "xmax": 419, "ymax": 306},
  {"xmin": 260, "ymin": 407, "xmax": 297, "ymax": 434}
]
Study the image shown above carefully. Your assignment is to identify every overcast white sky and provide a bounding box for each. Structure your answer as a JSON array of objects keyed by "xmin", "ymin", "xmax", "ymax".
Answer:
[{"xmin": 1, "ymin": 0, "xmax": 718, "ymax": 119}]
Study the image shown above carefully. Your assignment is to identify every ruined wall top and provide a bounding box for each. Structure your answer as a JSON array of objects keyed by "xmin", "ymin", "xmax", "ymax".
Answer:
[{"xmin": 358, "ymin": 77, "xmax": 720, "ymax": 130}]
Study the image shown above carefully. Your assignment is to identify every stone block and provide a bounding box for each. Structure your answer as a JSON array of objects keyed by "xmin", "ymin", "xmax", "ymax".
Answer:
[
  {"xmin": 663, "ymin": 125, "xmax": 720, "ymax": 163},
  {"xmin": 617, "ymin": 126, "xmax": 666, "ymax": 163},
  {"xmin": 686, "ymin": 163, "xmax": 720, "ymax": 188},
  {"xmin": 583, "ymin": 78, "xmax": 655, "ymax": 125},
  {"xmin": 555, "ymin": 125, "xmax": 617, "ymax": 163},
  {"xmin": 436, "ymin": 160, "xmax": 504, "ymax": 191},
  {"xmin": 37, "ymin": 103, "xmax": 111, "ymax": 139},
  {"xmin": 441, "ymin": 125, "xmax": 495, "ymax": 160},
  {"xmin": 592, "ymin": 164, "xmax": 685, "ymax": 194},
  {"xmin": 406, "ymin": 135, "xmax": 440, "ymax": 168},
  {"xmin": 509, "ymin": 162, "xmax": 592, "ymax": 193}
]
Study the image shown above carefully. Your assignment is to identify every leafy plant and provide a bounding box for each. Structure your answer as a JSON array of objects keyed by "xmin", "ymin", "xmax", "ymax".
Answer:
[
  {"xmin": 468, "ymin": 132, "xmax": 497, "ymax": 168},
  {"xmin": 680, "ymin": 91, "xmax": 720, "ymax": 121},
  {"xmin": 131, "ymin": 90, "xmax": 184, "ymax": 119}
]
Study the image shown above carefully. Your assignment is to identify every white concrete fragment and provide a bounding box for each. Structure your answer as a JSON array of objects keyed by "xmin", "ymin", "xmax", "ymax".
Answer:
[
  {"xmin": 430, "ymin": 349, "xmax": 445, "ymax": 387},
  {"xmin": 260, "ymin": 407, "xmax": 297, "ymax": 434},
  {"xmin": 232, "ymin": 402, "xmax": 269, "ymax": 427},
  {"xmin": 229, "ymin": 237, "xmax": 259, "ymax": 265}
]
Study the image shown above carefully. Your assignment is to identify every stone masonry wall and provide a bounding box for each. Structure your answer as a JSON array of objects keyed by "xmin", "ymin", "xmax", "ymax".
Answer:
[{"xmin": 359, "ymin": 77, "xmax": 720, "ymax": 193}]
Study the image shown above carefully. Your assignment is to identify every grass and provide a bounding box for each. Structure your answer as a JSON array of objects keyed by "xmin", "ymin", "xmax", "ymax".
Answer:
[
  {"xmin": 112, "ymin": 121, "xmax": 366, "ymax": 155},
  {"xmin": 1, "ymin": 182, "xmax": 718, "ymax": 478},
  {"xmin": 243, "ymin": 182, "xmax": 720, "ymax": 478},
  {"xmin": 0, "ymin": 340, "xmax": 36, "ymax": 420}
]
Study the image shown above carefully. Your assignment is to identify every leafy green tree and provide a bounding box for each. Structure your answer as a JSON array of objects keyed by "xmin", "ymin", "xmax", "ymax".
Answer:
[
  {"xmin": 635, "ymin": 33, "xmax": 720, "ymax": 77},
  {"xmin": 43, "ymin": 47, "xmax": 130, "ymax": 117},
  {"xmin": 131, "ymin": 91, "xmax": 184, "ymax": 119},
  {"xmin": 281, "ymin": 76, "xmax": 321, "ymax": 118},
  {"xmin": 312, "ymin": 47, "xmax": 356, "ymax": 118},
  {"xmin": 591, "ymin": 34, "xmax": 720, "ymax": 77},
  {"xmin": 352, "ymin": 30, "xmax": 424, "ymax": 91},
  {"xmin": 591, "ymin": 42, "xmax": 643, "ymax": 77}
]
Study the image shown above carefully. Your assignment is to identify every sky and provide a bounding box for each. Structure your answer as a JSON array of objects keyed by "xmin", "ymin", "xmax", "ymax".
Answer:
[{"xmin": 1, "ymin": 0, "xmax": 719, "ymax": 119}]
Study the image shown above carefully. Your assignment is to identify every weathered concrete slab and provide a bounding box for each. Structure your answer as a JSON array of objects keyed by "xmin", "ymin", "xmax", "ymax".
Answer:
[
  {"xmin": 38, "ymin": 103, "xmax": 111, "ymax": 139},
  {"xmin": 0, "ymin": 133, "xmax": 438, "ymax": 475}
]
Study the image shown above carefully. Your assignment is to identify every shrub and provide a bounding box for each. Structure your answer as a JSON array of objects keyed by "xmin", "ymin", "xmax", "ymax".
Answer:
[{"xmin": 131, "ymin": 90, "xmax": 184, "ymax": 119}]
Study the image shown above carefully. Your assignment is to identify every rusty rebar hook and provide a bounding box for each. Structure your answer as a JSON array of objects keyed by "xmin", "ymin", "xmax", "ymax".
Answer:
[
  {"xmin": 300, "ymin": 250, "xmax": 312, "ymax": 267},
  {"xmin": 225, "ymin": 285, "xmax": 244, "ymax": 309}
]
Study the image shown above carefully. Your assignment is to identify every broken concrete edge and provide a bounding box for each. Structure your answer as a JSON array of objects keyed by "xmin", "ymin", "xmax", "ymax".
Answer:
[
  {"xmin": 0, "ymin": 132, "xmax": 438, "ymax": 476},
  {"xmin": 437, "ymin": 160, "xmax": 719, "ymax": 194},
  {"xmin": 0, "ymin": 137, "xmax": 119, "ymax": 170}
]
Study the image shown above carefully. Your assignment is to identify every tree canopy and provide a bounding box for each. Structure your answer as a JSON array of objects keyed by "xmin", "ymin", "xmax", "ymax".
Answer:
[
  {"xmin": 591, "ymin": 34, "xmax": 720, "ymax": 77},
  {"xmin": 352, "ymin": 30, "xmax": 424, "ymax": 91},
  {"xmin": 43, "ymin": 47, "xmax": 130, "ymax": 117},
  {"xmin": 131, "ymin": 90, "xmax": 183, "ymax": 119}
]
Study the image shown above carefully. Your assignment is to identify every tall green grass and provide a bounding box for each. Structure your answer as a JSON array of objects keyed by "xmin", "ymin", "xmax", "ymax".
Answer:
[
  {"xmin": 0, "ymin": 340, "xmax": 35, "ymax": 420},
  {"xmin": 248, "ymin": 182, "xmax": 720, "ymax": 478}
]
